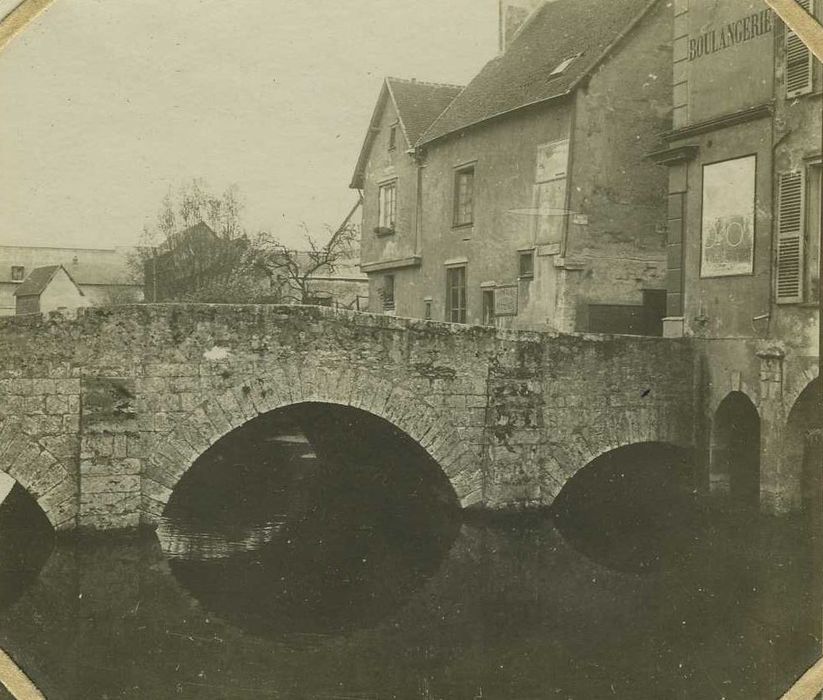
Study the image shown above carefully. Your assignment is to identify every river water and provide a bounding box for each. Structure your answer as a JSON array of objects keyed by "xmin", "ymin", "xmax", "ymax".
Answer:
[{"xmin": 0, "ymin": 405, "xmax": 820, "ymax": 699}]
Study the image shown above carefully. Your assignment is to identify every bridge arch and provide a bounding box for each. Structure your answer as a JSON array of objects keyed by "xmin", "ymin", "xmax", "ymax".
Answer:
[
  {"xmin": 710, "ymin": 391, "xmax": 760, "ymax": 508},
  {"xmin": 783, "ymin": 377, "xmax": 821, "ymax": 513},
  {"xmin": 141, "ymin": 363, "xmax": 482, "ymax": 525},
  {"xmin": 542, "ymin": 404, "xmax": 693, "ymax": 502},
  {"xmin": 0, "ymin": 416, "xmax": 77, "ymax": 530}
]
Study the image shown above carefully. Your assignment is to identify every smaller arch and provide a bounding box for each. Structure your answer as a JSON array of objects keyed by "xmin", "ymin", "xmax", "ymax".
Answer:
[
  {"xmin": 710, "ymin": 391, "xmax": 760, "ymax": 510},
  {"xmin": 783, "ymin": 378, "xmax": 821, "ymax": 515},
  {"xmin": 541, "ymin": 405, "xmax": 693, "ymax": 503},
  {"xmin": 0, "ymin": 417, "xmax": 77, "ymax": 530}
]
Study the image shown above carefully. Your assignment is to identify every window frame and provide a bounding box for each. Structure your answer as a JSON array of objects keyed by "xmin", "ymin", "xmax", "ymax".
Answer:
[
  {"xmin": 482, "ymin": 289, "xmax": 495, "ymax": 326},
  {"xmin": 446, "ymin": 265, "xmax": 467, "ymax": 323},
  {"xmin": 10, "ymin": 266, "xmax": 24, "ymax": 282},
  {"xmin": 518, "ymin": 250, "xmax": 535, "ymax": 279},
  {"xmin": 453, "ymin": 163, "xmax": 476, "ymax": 229},
  {"xmin": 377, "ymin": 179, "xmax": 397, "ymax": 233},
  {"xmin": 388, "ymin": 123, "xmax": 398, "ymax": 151},
  {"xmin": 382, "ymin": 274, "xmax": 395, "ymax": 311}
]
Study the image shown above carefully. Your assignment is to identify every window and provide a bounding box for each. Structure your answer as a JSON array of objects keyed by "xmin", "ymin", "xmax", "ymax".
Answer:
[
  {"xmin": 382, "ymin": 274, "xmax": 395, "ymax": 311},
  {"xmin": 482, "ymin": 289, "xmax": 495, "ymax": 326},
  {"xmin": 424, "ymin": 298, "xmax": 432, "ymax": 320},
  {"xmin": 388, "ymin": 124, "xmax": 397, "ymax": 151},
  {"xmin": 776, "ymin": 164, "xmax": 822, "ymax": 304},
  {"xmin": 11, "ymin": 266, "xmax": 24, "ymax": 281},
  {"xmin": 378, "ymin": 181, "xmax": 397, "ymax": 231},
  {"xmin": 807, "ymin": 165, "xmax": 821, "ymax": 303},
  {"xmin": 519, "ymin": 250, "xmax": 534, "ymax": 278},
  {"xmin": 453, "ymin": 166, "xmax": 475, "ymax": 227},
  {"xmin": 776, "ymin": 170, "xmax": 804, "ymax": 303},
  {"xmin": 446, "ymin": 266, "xmax": 467, "ymax": 323},
  {"xmin": 785, "ymin": 0, "xmax": 814, "ymax": 97}
]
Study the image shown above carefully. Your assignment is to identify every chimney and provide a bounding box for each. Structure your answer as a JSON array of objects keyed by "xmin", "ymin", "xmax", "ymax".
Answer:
[{"xmin": 499, "ymin": 0, "xmax": 544, "ymax": 52}]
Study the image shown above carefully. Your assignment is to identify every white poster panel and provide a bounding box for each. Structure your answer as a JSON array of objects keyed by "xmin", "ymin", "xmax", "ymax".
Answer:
[
  {"xmin": 535, "ymin": 139, "xmax": 568, "ymax": 183},
  {"xmin": 701, "ymin": 155, "xmax": 756, "ymax": 277}
]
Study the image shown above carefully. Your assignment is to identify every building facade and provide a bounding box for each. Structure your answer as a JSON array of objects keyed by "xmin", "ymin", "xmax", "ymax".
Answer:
[
  {"xmin": 0, "ymin": 244, "xmax": 141, "ymax": 316},
  {"xmin": 652, "ymin": 0, "xmax": 821, "ymax": 513},
  {"xmin": 354, "ymin": 0, "xmax": 672, "ymax": 334}
]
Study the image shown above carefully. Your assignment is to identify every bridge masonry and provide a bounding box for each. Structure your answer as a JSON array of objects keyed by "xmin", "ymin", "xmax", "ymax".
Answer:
[{"xmin": 0, "ymin": 305, "xmax": 697, "ymax": 531}]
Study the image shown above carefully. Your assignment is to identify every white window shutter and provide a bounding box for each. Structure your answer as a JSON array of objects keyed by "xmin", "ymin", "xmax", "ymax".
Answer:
[
  {"xmin": 776, "ymin": 171, "xmax": 805, "ymax": 304},
  {"xmin": 785, "ymin": 0, "xmax": 814, "ymax": 97}
]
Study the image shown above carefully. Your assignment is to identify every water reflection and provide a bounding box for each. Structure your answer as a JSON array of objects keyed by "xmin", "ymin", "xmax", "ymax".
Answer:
[
  {"xmin": 0, "ymin": 412, "xmax": 819, "ymax": 698},
  {"xmin": 158, "ymin": 403, "xmax": 461, "ymax": 636},
  {"xmin": 0, "ymin": 481, "xmax": 53, "ymax": 612}
]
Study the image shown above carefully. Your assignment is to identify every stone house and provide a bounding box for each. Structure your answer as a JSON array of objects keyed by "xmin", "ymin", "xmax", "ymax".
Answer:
[
  {"xmin": 350, "ymin": 77, "xmax": 464, "ymax": 313},
  {"xmin": 13, "ymin": 264, "xmax": 90, "ymax": 315},
  {"xmin": 650, "ymin": 0, "xmax": 821, "ymax": 515},
  {"xmin": 353, "ymin": 0, "xmax": 673, "ymax": 334}
]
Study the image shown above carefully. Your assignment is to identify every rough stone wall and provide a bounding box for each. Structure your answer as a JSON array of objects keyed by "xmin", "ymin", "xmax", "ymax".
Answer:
[
  {"xmin": 565, "ymin": 0, "xmax": 671, "ymax": 330},
  {"xmin": 0, "ymin": 305, "xmax": 696, "ymax": 530}
]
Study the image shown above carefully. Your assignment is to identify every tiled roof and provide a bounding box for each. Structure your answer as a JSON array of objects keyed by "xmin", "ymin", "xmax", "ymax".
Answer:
[
  {"xmin": 350, "ymin": 78, "xmax": 463, "ymax": 189},
  {"xmin": 418, "ymin": 0, "xmax": 660, "ymax": 145},
  {"xmin": 13, "ymin": 265, "xmax": 83, "ymax": 297},
  {"xmin": 386, "ymin": 78, "xmax": 464, "ymax": 147}
]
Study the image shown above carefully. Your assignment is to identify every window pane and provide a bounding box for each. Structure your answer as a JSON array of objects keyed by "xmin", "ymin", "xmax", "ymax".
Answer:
[
  {"xmin": 447, "ymin": 267, "xmax": 467, "ymax": 323},
  {"xmin": 378, "ymin": 183, "xmax": 396, "ymax": 229},
  {"xmin": 519, "ymin": 252, "xmax": 534, "ymax": 277},
  {"xmin": 454, "ymin": 168, "xmax": 474, "ymax": 226}
]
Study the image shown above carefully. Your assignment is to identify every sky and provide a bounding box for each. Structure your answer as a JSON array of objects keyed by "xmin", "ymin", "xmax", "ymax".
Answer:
[{"xmin": 0, "ymin": 0, "xmax": 498, "ymax": 249}]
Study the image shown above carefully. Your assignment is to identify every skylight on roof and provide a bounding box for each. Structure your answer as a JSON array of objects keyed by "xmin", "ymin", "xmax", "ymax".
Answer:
[{"xmin": 550, "ymin": 54, "xmax": 581, "ymax": 77}]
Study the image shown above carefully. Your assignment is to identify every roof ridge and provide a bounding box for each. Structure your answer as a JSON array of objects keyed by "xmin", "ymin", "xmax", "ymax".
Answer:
[
  {"xmin": 416, "ymin": 0, "xmax": 661, "ymax": 146},
  {"xmin": 385, "ymin": 76, "xmax": 465, "ymax": 90}
]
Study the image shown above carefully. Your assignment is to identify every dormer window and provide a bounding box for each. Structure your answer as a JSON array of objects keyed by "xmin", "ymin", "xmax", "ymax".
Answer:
[
  {"xmin": 550, "ymin": 53, "xmax": 581, "ymax": 77},
  {"xmin": 389, "ymin": 124, "xmax": 398, "ymax": 151}
]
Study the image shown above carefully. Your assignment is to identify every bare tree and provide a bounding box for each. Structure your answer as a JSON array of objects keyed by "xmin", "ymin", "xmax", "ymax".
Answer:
[
  {"xmin": 242, "ymin": 219, "xmax": 360, "ymax": 305},
  {"xmin": 131, "ymin": 181, "xmax": 362, "ymax": 305},
  {"xmin": 129, "ymin": 179, "xmax": 249, "ymax": 301}
]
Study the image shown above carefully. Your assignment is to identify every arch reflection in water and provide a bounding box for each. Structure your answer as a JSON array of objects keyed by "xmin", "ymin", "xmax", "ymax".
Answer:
[
  {"xmin": 0, "ymin": 472, "xmax": 54, "ymax": 613},
  {"xmin": 551, "ymin": 442, "xmax": 699, "ymax": 573},
  {"xmin": 156, "ymin": 402, "xmax": 461, "ymax": 637}
]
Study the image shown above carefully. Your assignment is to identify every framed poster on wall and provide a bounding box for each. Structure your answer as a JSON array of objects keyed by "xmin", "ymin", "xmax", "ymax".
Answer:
[{"xmin": 701, "ymin": 155, "xmax": 756, "ymax": 278}]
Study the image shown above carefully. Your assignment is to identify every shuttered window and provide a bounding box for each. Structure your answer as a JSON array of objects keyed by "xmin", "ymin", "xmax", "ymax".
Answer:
[
  {"xmin": 776, "ymin": 171, "xmax": 805, "ymax": 303},
  {"xmin": 785, "ymin": 0, "xmax": 814, "ymax": 97}
]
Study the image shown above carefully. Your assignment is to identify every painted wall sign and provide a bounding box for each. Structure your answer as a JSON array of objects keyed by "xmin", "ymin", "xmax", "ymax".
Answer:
[
  {"xmin": 701, "ymin": 155, "xmax": 757, "ymax": 278},
  {"xmin": 689, "ymin": 9, "xmax": 773, "ymax": 61},
  {"xmin": 494, "ymin": 284, "xmax": 518, "ymax": 316}
]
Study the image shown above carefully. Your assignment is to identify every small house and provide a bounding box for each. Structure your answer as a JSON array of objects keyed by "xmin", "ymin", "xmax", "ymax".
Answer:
[{"xmin": 13, "ymin": 265, "xmax": 89, "ymax": 315}]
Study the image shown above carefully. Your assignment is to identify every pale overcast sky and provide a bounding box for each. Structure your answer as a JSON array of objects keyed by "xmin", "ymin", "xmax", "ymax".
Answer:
[{"xmin": 0, "ymin": 0, "xmax": 498, "ymax": 249}]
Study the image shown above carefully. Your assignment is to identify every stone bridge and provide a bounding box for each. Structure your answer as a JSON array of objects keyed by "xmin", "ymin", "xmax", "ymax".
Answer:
[{"xmin": 0, "ymin": 305, "xmax": 696, "ymax": 530}]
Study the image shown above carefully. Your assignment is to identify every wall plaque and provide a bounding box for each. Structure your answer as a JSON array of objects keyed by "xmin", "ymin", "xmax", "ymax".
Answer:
[{"xmin": 494, "ymin": 285, "xmax": 518, "ymax": 316}]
